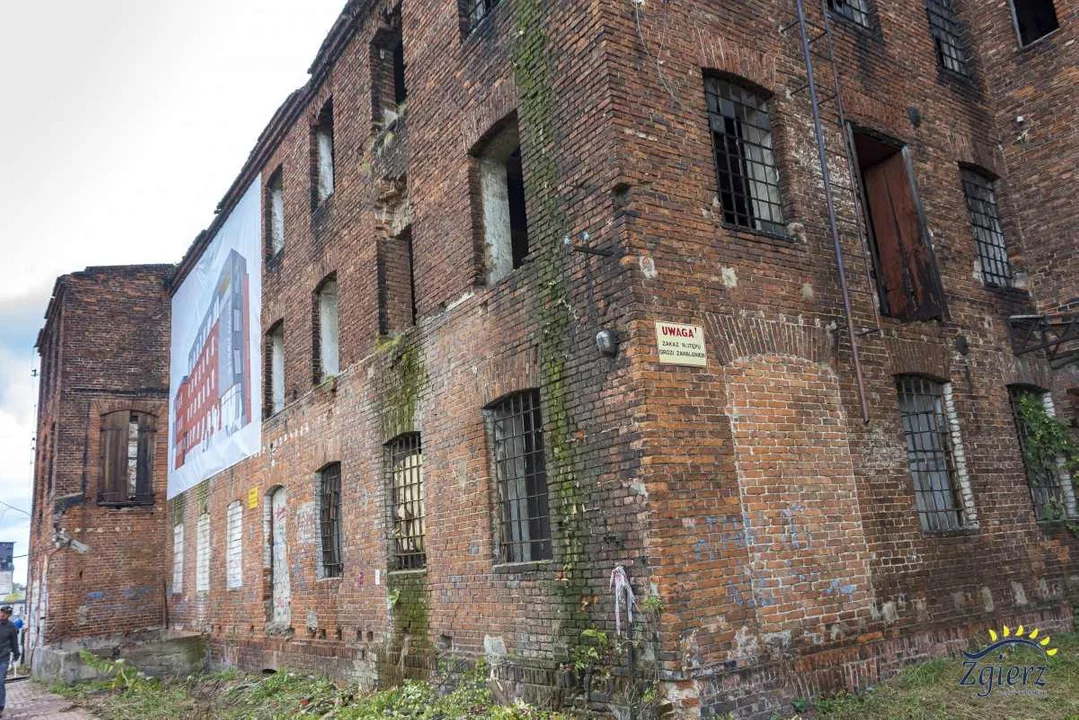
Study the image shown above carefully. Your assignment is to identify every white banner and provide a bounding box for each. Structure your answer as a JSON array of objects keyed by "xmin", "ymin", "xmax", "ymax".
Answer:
[{"xmin": 168, "ymin": 179, "xmax": 262, "ymax": 498}]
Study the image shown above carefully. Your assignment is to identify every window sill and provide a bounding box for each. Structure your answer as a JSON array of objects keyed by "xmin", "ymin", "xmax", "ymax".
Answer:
[
  {"xmin": 266, "ymin": 249, "xmax": 284, "ymax": 271},
  {"xmin": 387, "ymin": 568, "xmax": 427, "ymax": 579},
  {"xmin": 317, "ymin": 575, "xmax": 343, "ymax": 584},
  {"xmin": 828, "ymin": 13, "xmax": 882, "ymax": 42},
  {"xmin": 1016, "ymin": 28, "xmax": 1061, "ymax": 53},
  {"xmin": 721, "ymin": 223, "xmax": 799, "ymax": 246},
  {"xmin": 921, "ymin": 525, "xmax": 980, "ymax": 538},
  {"xmin": 492, "ymin": 560, "xmax": 552, "ymax": 575},
  {"xmin": 97, "ymin": 501, "xmax": 154, "ymax": 509},
  {"xmin": 983, "ymin": 282, "xmax": 1028, "ymax": 297}
]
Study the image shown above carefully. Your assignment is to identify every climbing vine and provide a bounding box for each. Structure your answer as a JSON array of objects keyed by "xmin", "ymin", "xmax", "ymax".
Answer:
[{"xmin": 1016, "ymin": 394, "xmax": 1079, "ymax": 525}]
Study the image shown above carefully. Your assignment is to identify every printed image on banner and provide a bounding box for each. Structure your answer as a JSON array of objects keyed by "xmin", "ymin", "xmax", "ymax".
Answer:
[{"xmin": 167, "ymin": 178, "xmax": 262, "ymax": 498}]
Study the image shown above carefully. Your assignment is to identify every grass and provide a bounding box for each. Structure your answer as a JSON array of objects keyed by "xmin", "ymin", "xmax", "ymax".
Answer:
[
  {"xmin": 50, "ymin": 662, "xmax": 587, "ymax": 720},
  {"xmin": 804, "ymin": 631, "xmax": 1079, "ymax": 720}
]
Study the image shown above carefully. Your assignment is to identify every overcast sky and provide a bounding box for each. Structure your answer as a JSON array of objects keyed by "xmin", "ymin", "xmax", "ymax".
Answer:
[{"xmin": 0, "ymin": 0, "xmax": 346, "ymax": 586}]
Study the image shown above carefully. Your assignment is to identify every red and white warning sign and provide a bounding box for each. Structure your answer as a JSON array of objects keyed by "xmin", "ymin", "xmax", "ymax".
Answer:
[{"xmin": 655, "ymin": 321, "xmax": 707, "ymax": 367}]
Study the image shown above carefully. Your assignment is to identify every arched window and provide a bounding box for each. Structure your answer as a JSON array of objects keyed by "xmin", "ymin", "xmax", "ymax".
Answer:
[{"xmin": 99, "ymin": 411, "xmax": 155, "ymax": 505}]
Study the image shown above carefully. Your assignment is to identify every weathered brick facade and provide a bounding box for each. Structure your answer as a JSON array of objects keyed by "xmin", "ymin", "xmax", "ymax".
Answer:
[
  {"xmin": 26, "ymin": 266, "xmax": 173, "ymax": 658},
  {"xmin": 29, "ymin": 0, "xmax": 1079, "ymax": 717}
]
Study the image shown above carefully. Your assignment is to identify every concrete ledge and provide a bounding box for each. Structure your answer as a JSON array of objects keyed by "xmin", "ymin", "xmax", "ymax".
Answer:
[{"xmin": 32, "ymin": 629, "xmax": 208, "ymax": 685}]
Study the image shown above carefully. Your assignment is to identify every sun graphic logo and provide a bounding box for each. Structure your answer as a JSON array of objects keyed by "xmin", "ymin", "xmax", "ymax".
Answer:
[{"xmin": 959, "ymin": 625, "xmax": 1060, "ymax": 698}]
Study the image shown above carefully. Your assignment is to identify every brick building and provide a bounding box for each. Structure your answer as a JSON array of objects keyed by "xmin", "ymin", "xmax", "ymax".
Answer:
[
  {"xmin": 26, "ymin": 266, "xmax": 172, "ymax": 662},
  {"xmin": 29, "ymin": 0, "xmax": 1079, "ymax": 717}
]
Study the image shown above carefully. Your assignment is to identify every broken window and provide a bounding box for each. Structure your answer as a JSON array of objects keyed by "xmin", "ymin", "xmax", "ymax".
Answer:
[
  {"xmin": 705, "ymin": 76, "xmax": 785, "ymax": 235},
  {"xmin": 226, "ymin": 501, "xmax": 243, "ymax": 589},
  {"xmin": 896, "ymin": 376, "xmax": 971, "ymax": 532},
  {"xmin": 853, "ymin": 131, "xmax": 946, "ymax": 321},
  {"xmin": 829, "ymin": 0, "xmax": 871, "ymax": 28},
  {"xmin": 379, "ymin": 226, "xmax": 417, "ymax": 334},
  {"xmin": 463, "ymin": 0, "xmax": 501, "ymax": 29},
  {"xmin": 1009, "ymin": 386, "xmax": 1077, "ymax": 520},
  {"xmin": 266, "ymin": 322, "xmax": 285, "ymax": 417},
  {"xmin": 371, "ymin": 12, "xmax": 407, "ymax": 127},
  {"xmin": 99, "ymin": 411, "xmax": 154, "ymax": 505},
  {"xmin": 386, "ymin": 433, "xmax": 425, "ymax": 570},
  {"xmin": 475, "ymin": 115, "xmax": 529, "ymax": 285},
  {"xmin": 1011, "ymin": 0, "xmax": 1059, "ymax": 46},
  {"xmin": 926, "ymin": 0, "xmax": 968, "ymax": 75},
  {"xmin": 486, "ymin": 390, "xmax": 552, "ymax": 564},
  {"xmin": 319, "ymin": 462, "xmax": 343, "ymax": 578},
  {"xmin": 314, "ymin": 277, "xmax": 339, "ymax": 382},
  {"xmin": 196, "ymin": 512, "xmax": 210, "ymax": 594},
  {"xmin": 267, "ymin": 168, "xmax": 285, "ymax": 257},
  {"xmin": 961, "ymin": 168, "xmax": 1013, "ymax": 288},
  {"xmin": 314, "ymin": 99, "xmax": 335, "ymax": 207},
  {"xmin": 172, "ymin": 523, "xmax": 184, "ymax": 594}
]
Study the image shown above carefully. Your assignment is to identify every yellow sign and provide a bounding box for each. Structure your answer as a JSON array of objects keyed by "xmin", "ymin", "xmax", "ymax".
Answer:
[
  {"xmin": 655, "ymin": 321, "xmax": 707, "ymax": 367},
  {"xmin": 247, "ymin": 487, "xmax": 259, "ymax": 509}
]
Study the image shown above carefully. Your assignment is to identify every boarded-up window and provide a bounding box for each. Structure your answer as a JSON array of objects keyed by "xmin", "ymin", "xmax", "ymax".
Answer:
[
  {"xmin": 196, "ymin": 513, "xmax": 210, "ymax": 593},
  {"xmin": 314, "ymin": 99, "xmax": 335, "ymax": 207},
  {"xmin": 172, "ymin": 523, "xmax": 184, "ymax": 594},
  {"xmin": 486, "ymin": 390, "xmax": 552, "ymax": 563},
  {"xmin": 1011, "ymin": 0, "xmax": 1059, "ymax": 46},
  {"xmin": 99, "ymin": 411, "xmax": 154, "ymax": 505},
  {"xmin": 379, "ymin": 226, "xmax": 416, "ymax": 334},
  {"xmin": 319, "ymin": 463, "xmax": 343, "ymax": 578},
  {"xmin": 268, "ymin": 168, "xmax": 285, "ymax": 256},
  {"xmin": 226, "ymin": 501, "xmax": 243, "ymax": 589},
  {"xmin": 386, "ymin": 434, "xmax": 425, "ymax": 570},
  {"xmin": 315, "ymin": 278, "xmax": 339, "ymax": 382},
  {"xmin": 854, "ymin": 132, "xmax": 946, "ymax": 321}
]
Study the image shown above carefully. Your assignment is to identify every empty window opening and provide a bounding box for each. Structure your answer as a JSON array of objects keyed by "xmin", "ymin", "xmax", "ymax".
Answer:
[
  {"xmin": 379, "ymin": 226, "xmax": 416, "ymax": 334},
  {"xmin": 475, "ymin": 116, "xmax": 530, "ymax": 285},
  {"xmin": 314, "ymin": 99, "xmax": 335, "ymax": 207},
  {"xmin": 487, "ymin": 390, "xmax": 552, "ymax": 563},
  {"xmin": 172, "ymin": 523, "xmax": 184, "ymax": 594},
  {"xmin": 314, "ymin": 277, "xmax": 340, "ymax": 382},
  {"xmin": 226, "ymin": 501, "xmax": 243, "ymax": 589},
  {"xmin": 463, "ymin": 0, "xmax": 502, "ymax": 30},
  {"xmin": 705, "ymin": 76, "xmax": 785, "ymax": 235},
  {"xmin": 266, "ymin": 323, "xmax": 285, "ymax": 416},
  {"xmin": 99, "ymin": 411, "xmax": 154, "ymax": 505},
  {"xmin": 961, "ymin": 168, "xmax": 1013, "ymax": 288},
  {"xmin": 319, "ymin": 463, "xmax": 343, "ymax": 578},
  {"xmin": 896, "ymin": 376, "xmax": 973, "ymax": 532},
  {"xmin": 386, "ymin": 433, "xmax": 425, "ymax": 570},
  {"xmin": 829, "ymin": 0, "xmax": 871, "ymax": 28},
  {"xmin": 371, "ymin": 14, "xmax": 407, "ymax": 127},
  {"xmin": 853, "ymin": 131, "xmax": 946, "ymax": 321},
  {"xmin": 1010, "ymin": 386, "xmax": 1077, "ymax": 520},
  {"xmin": 267, "ymin": 169, "xmax": 285, "ymax": 256},
  {"xmin": 926, "ymin": 0, "xmax": 969, "ymax": 75},
  {"xmin": 1011, "ymin": 0, "xmax": 1059, "ymax": 46},
  {"xmin": 196, "ymin": 513, "xmax": 210, "ymax": 594}
]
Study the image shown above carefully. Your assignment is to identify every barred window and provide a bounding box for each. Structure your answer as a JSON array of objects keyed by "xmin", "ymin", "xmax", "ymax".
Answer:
[
  {"xmin": 829, "ymin": 0, "xmax": 871, "ymax": 28},
  {"xmin": 172, "ymin": 523, "xmax": 184, "ymax": 594},
  {"xmin": 386, "ymin": 434, "xmax": 425, "ymax": 570},
  {"xmin": 961, "ymin": 169, "xmax": 1013, "ymax": 288},
  {"xmin": 487, "ymin": 390, "xmax": 552, "ymax": 564},
  {"xmin": 705, "ymin": 76, "xmax": 784, "ymax": 235},
  {"xmin": 926, "ymin": 0, "xmax": 968, "ymax": 75},
  {"xmin": 463, "ymin": 0, "xmax": 501, "ymax": 30},
  {"xmin": 99, "ymin": 411, "xmax": 154, "ymax": 505},
  {"xmin": 1010, "ymin": 386, "xmax": 1077, "ymax": 520},
  {"xmin": 319, "ymin": 463, "xmax": 343, "ymax": 578},
  {"xmin": 896, "ymin": 376, "xmax": 969, "ymax": 531},
  {"xmin": 196, "ymin": 513, "xmax": 210, "ymax": 593},
  {"xmin": 226, "ymin": 501, "xmax": 243, "ymax": 589}
]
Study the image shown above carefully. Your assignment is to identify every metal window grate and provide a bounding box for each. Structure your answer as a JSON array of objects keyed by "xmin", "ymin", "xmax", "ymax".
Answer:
[
  {"xmin": 488, "ymin": 390, "xmax": 552, "ymax": 563},
  {"xmin": 897, "ymin": 376, "xmax": 965, "ymax": 531},
  {"xmin": 320, "ymin": 463, "xmax": 343, "ymax": 578},
  {"xmin": 829, "ymin": 0, "xmax": 871, "ymax": 28},
  {"xmin": 961, "ymin": 169, "xmax": 1013, "ymax": 288},
  {"xmin": 705, "ymin": 77, "xmax": 785, "ymax": 235},
  {"xmin": 1010, "ymin": 387, "xmax": 1068, "ymax": 520},
  {"xmin": 463, "ymin": 0, "xmax": 501, "ymax": 29},
  {"xmin": 386, "ymin": 434, "xmax": 425, "ymax": 570},
  {"xmin": 926, "ymin": 0, "xmax": 968, "ymax": 75}
]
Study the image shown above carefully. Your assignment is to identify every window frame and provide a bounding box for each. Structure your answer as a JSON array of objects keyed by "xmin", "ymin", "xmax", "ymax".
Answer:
[
  {"xmin": 960, "ymin": 166, "xmax": 1014, "ymax": 289},
  {"xmin": 385, "ymin": 433, "xmax": 426, "ymax": 571},
  {"xmin": 318, "ymin": 462, "xmax": 343, "ymax": 579},
  {"xmin": 266, "ymin": 167, "xmax": 286, "ymax": 260},
  {"xmin": 925, "ymin": 0, "xmax": 970, "ymax": 76},
  {"xmin": 703, "ymin": 74, "xmax": 786, "ymax": 237},
  {"xmin": 265, "ymin": 321, "xmax": 285, "ymax": 418},
  {"xmin": 828, "ymin": 0, "xmax": 872, "ymax": 30},
  {"xmin": 195, "ymin": 512, "xmax": 210, "ymax": 594},
  {"xmin": 312, "ymin": 98, "xmax": 335, "ymax": 209},
  {"xmin": 226, "ymin": 501, "xmax": 243, "ymax": 589},
  {"xmin": 98, "ymin": 410, "xmax": 155, "ymax": 506},
  {"xmin": 1009, "ymin": 0, "xmax": 1060, "ymax": 48},
  {"xmin": 172, "ymin": 522, "xmax": 184, "ymax": 595},
  {"xmin": 1009, "ymin": 385, "xmax": 1078, "ymax": 521},
  {"xmin": 313, "ymin": 275, "xmax": 340, "ymax": 384},
  {"xmin": 485, "ymin": 389, "xmax": 553, "ymax": 566},
  {"xmin": 461, "ymin": 0, "xmax": 502, "ymax": 32}
]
